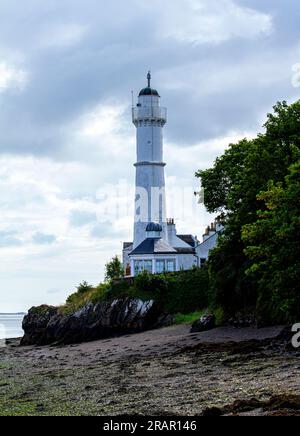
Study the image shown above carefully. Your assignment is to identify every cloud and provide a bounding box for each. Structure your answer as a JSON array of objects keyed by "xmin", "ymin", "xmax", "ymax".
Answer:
[
  {"xmin": 159, "ymin": 0, "xmax": 273, "ymax": 45},
  {"xmin": 40, "ymin": 23, "xmax": 88, "ymax": 49},
  {"xmin": 0, "ymin": 0, "xmax": 300, "ymax": 311},
  {"xmin": 0, "ymin": 231, "xmax": 23, "ymax": 248},
  {"xmin": 0, "ymin": 61, "xmax": 28, "ymax": 92},
  {"xmin": 69, "ymin": 210, "xmax": 97, "ymax": 227},
  {"xmin": 32, "ymin": 232, "xmax": 57, "ymax": 245},
  {"xmin": 91, "ymin": 222, "xmax": 121, "ymax": 239}
]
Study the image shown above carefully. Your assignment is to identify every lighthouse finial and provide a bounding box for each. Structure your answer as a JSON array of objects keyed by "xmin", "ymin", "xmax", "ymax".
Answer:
[{"xmin": 147, "ymin": 71, "xmax": 151, "ymax": 88}]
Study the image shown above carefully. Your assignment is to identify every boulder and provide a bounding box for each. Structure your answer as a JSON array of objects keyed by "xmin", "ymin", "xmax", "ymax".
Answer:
[
  {"xmin": 21, "ymin": 297, "xmax": 173, "ymax": 346},
  {"xmin": 191, "ymin": 314, "xmax": 216, "ymax": 333},
  {"xmin": 21, "ymin": 305, "xmax": 59, "ymax": 346}
]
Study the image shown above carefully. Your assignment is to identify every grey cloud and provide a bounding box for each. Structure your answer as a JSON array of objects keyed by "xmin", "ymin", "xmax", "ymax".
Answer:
[{"xmin": 1, "ymin": 0, "xmax": 300, "ymax": 159}]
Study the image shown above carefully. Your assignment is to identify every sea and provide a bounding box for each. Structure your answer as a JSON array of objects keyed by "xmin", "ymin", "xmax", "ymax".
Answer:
[{"xmin": 0, "ymin": 314, "xmax": 25, "ymax": 339}]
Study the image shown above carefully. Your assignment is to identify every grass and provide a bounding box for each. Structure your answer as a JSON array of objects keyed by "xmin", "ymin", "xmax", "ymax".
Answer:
[{"xmin": 174, "ymin": 311, "xmax": 206, "ymax": 325}]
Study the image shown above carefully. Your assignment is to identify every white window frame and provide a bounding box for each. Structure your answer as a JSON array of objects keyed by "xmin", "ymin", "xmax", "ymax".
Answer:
[{"xmin": 131, "ymin": 256, "xmax": 178, "ymax": 277}]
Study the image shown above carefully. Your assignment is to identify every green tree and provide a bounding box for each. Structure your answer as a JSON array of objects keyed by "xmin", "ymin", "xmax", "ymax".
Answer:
[
  {"xmin": 76, "ymin": 281, "xmax": 94, "ymax": 295},
  {"xmin": 242, "ymin": 162, "xmax": 300, "ymax": 324},
  {"xmin": 65, "ymin": 281, "xmax": 94, "ymax": 307},
  {"xmin": 196, "ymin": 100, "xmax": 300, "ymax": 321},
  {"xmin": 105, "ymin": 256, "xmax": 124, "ymax": 282}
]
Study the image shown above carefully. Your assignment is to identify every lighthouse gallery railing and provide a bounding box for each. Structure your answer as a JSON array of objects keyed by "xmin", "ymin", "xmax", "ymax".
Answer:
[{"xmin": 132, "ymin": 107, "xmax": 167, "ymax": 123}]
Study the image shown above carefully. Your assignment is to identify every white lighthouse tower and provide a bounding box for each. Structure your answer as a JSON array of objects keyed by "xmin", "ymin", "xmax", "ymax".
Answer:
[
  {"xmin": 132, "ymin": 72, "xmax": 168, "ymax": 249},
  {"xmin": 122, "ymin": 73, "xmax": 199, "ymax": 277}
]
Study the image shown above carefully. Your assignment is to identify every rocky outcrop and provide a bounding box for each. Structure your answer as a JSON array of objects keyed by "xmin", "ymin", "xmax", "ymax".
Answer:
[
  {"xmin": 20, "ymin": 305, "xmax": 59, "ymax": 346},
  {"xmin": 21, "ymin": 298, "xmax": 173, "ymax": 346},
  {"xmin": 190, "ymin": 314, "xmax": 216, "ymax": 333}
]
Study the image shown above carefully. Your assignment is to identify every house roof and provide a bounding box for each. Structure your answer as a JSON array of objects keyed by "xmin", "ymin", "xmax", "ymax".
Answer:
[
  {"xmin": 130, "ymin": 238, "xmax": 177, "ymax": 256},
  {"xmin": 175, "ymin": 247, "xmax": 196, "ymax": 254},
  {"xmin": 177, "ymin": 235, "xmax": 196, "ymax": 248}
]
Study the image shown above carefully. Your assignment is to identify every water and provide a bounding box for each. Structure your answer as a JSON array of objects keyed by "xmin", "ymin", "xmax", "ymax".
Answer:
[{"xmin": 0, "ymin": 314, "xmax": 25, "ymax": 339}]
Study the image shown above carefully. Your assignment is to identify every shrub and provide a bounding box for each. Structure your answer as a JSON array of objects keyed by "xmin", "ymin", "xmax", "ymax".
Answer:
[
  {"xmin": 61, "ymin": 267, "xmax": 210, "ymax": 318},
  {"xmin": 131, "ymin": 268, "xmax": 210, "ymax": 314}
]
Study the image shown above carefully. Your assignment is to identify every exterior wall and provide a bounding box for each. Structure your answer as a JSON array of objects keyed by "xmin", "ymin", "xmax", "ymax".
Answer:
[
  {"xmin": 136, "ymin": 123, "xmax": 163, "ymax": 162},
  {"xmin": 130, "ymin": 254, "xmax": 177, "ymax": 277},
  {"xmin": 133, "ymin": 93, "xmax": 167, "ymax": 249},
  {"xmin": 122, "ymin": 245, "xmax": 133, "ymax": 271},
  {"xmin": 177, "ymin": 253, "xmax": 198, "ymax": 271},
  {"xmin": 134, "ymin": 164, "xmax": 167, "ymax": 247},
  {"xmin": 129, "ymin": 252, "xmax": 197, "ymax": 277},
  {"xmin": 196, "ymin": 233, "xmax": 218, "ymax": 265}
]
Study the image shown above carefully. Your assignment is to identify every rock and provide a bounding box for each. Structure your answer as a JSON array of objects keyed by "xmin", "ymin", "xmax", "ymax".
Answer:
[
  {"xmin": 21, "ymin": 298, "xmax": 173, "ymax": 346},
  {"xmin": 201, "ymin": 407, "xmax": 223, "ymax": 417},
  {"xmin": 21, "ymin": 305, "xmax": 59, "ymax": 346},
  {"xmin": 190, "ymin": 314, "xmax": 216, "ymax": 333}
]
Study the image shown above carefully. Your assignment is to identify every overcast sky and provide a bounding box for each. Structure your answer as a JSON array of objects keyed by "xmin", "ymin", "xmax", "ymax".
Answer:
[{"xmin": 1, "ymin": 0, "xmax": 300, "ymax": 312}]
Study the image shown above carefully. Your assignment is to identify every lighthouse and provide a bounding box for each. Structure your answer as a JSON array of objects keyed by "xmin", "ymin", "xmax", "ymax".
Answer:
[
  {"xmin": 132, "ymin": 72, "xmax": 168, "ymax": 248},
  {"xmin": 122, "ymin": 73, "xmax": 199, "ymax": 277}
]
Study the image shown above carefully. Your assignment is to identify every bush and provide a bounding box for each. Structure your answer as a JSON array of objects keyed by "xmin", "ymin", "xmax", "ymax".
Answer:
[
  {"xmin": 131, "ymin": 268, "xmax": 210, "ymax": 314},
  {"xmin": 174, "ymin": 311, "xmax": 206, "ymax": 325},
  {"xmin": 103, "ymin": 280, "xmax": 132, "ymax": 301},
  {"xmin": 61, "ymin": 268, "xmax": 210, "ymax": 318}
]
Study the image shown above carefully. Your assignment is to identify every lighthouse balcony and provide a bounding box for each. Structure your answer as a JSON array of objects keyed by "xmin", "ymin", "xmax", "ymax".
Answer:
[{"xmin": 132, "ymin": 107, "xmax": 167, "ymax": 124}]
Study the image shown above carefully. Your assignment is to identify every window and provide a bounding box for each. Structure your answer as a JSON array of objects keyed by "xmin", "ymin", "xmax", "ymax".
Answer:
[
  {"xmin": 156, "ymin": 259, "xmax": 176, "ymax": 274},
  {"xmin": 134, "ymin": 260, "xmax": 144, "ymax": 275},
  {"xmin": 167, "ymin": 260, "xmax": 176, "ymax": 272},
  {"xmin": 134, "ymin": 260, "xmax": 153, "ymax": 275},
  {"xmin": 144, "ymin": 260, "xmax": 153, "ymax": 273},
  {"xmin": 156, "ymin": 260, "xmax": 165, "ymax": 274}
]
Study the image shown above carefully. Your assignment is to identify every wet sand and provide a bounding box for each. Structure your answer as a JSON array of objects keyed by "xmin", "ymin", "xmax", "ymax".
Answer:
[{"xmin": 0, "ymin": 325, "xmax": 299, "ymax": 416}]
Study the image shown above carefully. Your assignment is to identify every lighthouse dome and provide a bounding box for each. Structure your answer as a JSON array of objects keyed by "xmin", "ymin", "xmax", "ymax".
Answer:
[
  {"xmin": 139, "ymin": 71, "xmax": 160, "ymax": 97},
  {"xmin": 139, "ymin": 87, "xmax": 160, "ymax": 97}
]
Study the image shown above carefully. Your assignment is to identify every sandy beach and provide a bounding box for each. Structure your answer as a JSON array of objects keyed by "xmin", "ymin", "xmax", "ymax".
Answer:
[{"xmin": 0, "ymin": 325, "xmax": 299, "ymax": 416}]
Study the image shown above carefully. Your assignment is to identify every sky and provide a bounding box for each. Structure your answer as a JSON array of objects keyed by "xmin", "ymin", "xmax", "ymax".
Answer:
[{"xmin": 1, "ymin": 0, "xmax": 300, "ymax": 312}]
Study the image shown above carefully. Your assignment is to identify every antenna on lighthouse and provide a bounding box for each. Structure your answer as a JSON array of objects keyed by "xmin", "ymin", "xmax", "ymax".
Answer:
[{"xmin": 147, "ymin": 71, "xmax": 151, "ymax": 88}]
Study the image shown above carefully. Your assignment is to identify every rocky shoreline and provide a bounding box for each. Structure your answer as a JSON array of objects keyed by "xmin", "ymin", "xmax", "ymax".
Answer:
[
  {"xmin": 0, "ymin": 324, "xmax": 299, "ymax": 416},
  {"xmin": 21, "ymin": 298, "xmax": 173, "ymax": 346}
]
